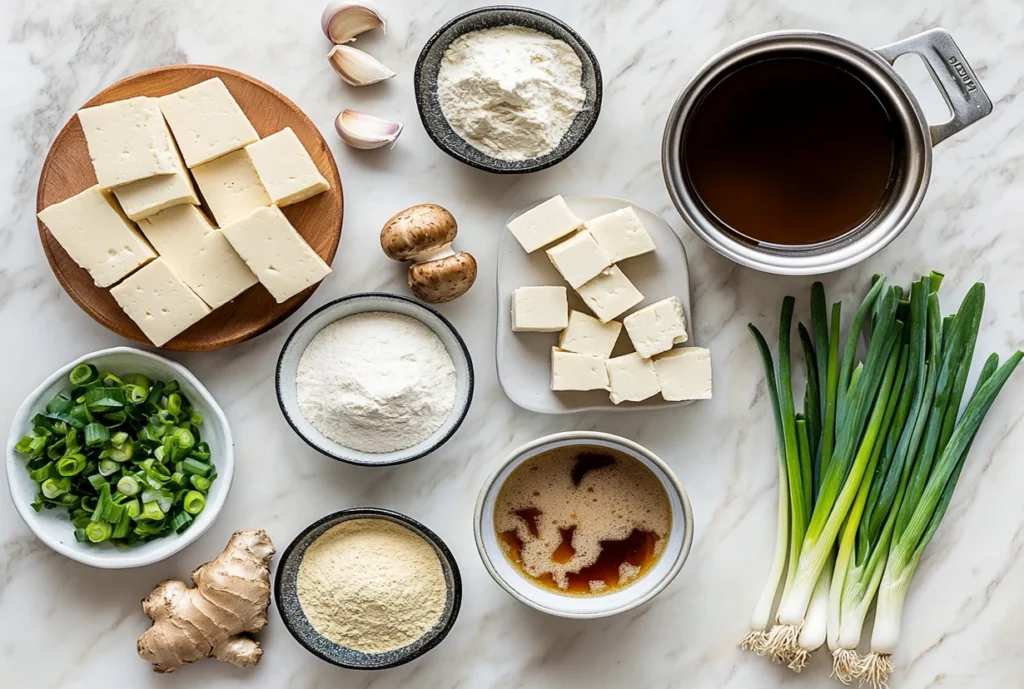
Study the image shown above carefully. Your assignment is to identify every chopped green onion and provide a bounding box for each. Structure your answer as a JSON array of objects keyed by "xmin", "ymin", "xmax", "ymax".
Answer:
[
  {"xmin": 125, "ymin": 499, "xmax": 141, "ymax": 519},
  {"xmin": 170, "ymin": 511, "xmax": 193, "ymax": 533},
  {"xmin": 117, "ymin": 475, "xmax": 141, "ymax": 496},
  {"xmin": 139, "ymin": 501, "xmax": 165, "ymax": 521},
  {"xmin": 122, "ymin": 373, "xmax": 151, "ymax": 390},
  {"xmin": 69, "ymin": 364, "xmax": 98, "ymax": 386},
  {"xmin": 181, "ymin": 457, "xmax": 212, "ymax": 477},
  {"xmin": 85, "ymin": 521, "xmax": 113, "ymax": 543},
  {"xmin": 28, "ymin": 462, "xmax": 55, "ymax": 483},
  {"xmin": 107, "ymin": 441, "xmax": 134, "ymax": 462},
  {"xmin": 41, "ymin": 477, "xmax": 70, "ymax": 499},
  {"xmin": 110, "ymin": 431, "xmax": 129, "ymax": 446},
  {"xmin": 189, "ymin": 475, "xmax": 212, "ymax": 492},
  {"xmin": 98, "ymin": 459, "xmax": 119, "ymax": 476},
  {"xmin": 183, "ymin": 491, "xmax": 206, "ymax": 515},
  {"xmin": 83, "ymin": 422, "xmax": 110, "ymax": 447},
  {"xmin": 125, "ymin": 384, "xmax": 148, "ymax": 404},
  {"xmin": 87, "ymin": 474, "xmax": 108, "ymax": 492}
]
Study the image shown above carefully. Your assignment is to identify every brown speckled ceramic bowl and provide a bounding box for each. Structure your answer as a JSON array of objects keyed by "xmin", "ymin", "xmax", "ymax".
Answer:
[
  {"xmin": 414, "ymin": 6, "xmax": 603, "ymax": 174},
  {"xmin": 274, "ymin": 508, "xmax": 462, "ymax": 669}
]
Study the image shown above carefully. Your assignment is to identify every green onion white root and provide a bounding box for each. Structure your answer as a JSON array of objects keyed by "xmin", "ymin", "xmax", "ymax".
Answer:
[{"xmin": 739, "ymin": 274, "xmax": 1021, "ymax": 687}]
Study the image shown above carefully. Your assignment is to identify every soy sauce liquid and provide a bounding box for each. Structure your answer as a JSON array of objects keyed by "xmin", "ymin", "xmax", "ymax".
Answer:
[{"xmin": 682, "ymin": 55, "xmax": 901, "ymax": 246}]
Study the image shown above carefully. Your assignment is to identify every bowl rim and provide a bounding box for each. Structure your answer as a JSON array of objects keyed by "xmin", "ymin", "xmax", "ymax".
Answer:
[
  {"xmin": 273, "ymin": 507, "xmax": 463, "ymax": 670},
  {"xmin": 274, "ymin": 292, "xmax": 475, "ymax": 466},
  {"xmin": 413, "ymin": 4, "xmax": 603, "ymax": 174},
  {"xmin": 5, "ymin": 346, "xmax": 234, "ymax": 569},
  {"xmin": 473, "ymin": 431, "xmax": 694, "ymax": 618}
]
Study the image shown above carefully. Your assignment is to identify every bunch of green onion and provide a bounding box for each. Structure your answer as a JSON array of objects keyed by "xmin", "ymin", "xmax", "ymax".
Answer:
[
  {"xmin": 15, "ymin": 363, "xmax": 216, "ymax": 547},
  {"xmin": 740, "ymin": 274, "xmax": 1021, "ymax": 687}
]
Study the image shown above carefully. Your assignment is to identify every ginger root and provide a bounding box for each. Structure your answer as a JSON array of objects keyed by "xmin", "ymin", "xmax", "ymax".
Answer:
[{"xmin": 138, "ymin": 529, "xmax": 275, "ymax": 673}]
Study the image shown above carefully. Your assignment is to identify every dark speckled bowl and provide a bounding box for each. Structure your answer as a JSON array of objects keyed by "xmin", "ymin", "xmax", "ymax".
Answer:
[
  {"xmin": 275, "ymin": 508, "xmax": 462, "ymax": 670},
  {"xmin": 414, "ymin": 6, "xmax": 603, "ymax": 174}
]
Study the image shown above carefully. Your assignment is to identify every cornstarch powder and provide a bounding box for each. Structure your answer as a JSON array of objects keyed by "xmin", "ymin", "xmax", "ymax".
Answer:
[
  {"xmin": 297, "ymin": 519, "xmax": 447, "ymax": 653},
  {"xmin": 295, "ymin": 312, "xmax": 457, "ymax": 453},
  {"xmin": 437, "ymin": 25, "xmax": 586, "ymax": 161}
]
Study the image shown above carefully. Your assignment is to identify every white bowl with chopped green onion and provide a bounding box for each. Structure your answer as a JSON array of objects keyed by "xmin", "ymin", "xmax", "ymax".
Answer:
[{"xmin": 6, "ymin": 347, "xmax": 233, "ymax": 568}]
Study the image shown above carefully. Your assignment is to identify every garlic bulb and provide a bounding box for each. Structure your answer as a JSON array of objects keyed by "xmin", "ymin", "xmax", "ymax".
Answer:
[
  {"xmin": 321, "ymin": 1, "xmax": 386, "ymax": 44},
  {"xmin": 335, "ymin": 110, "xmax": 403, "ymax": 149},
  {"xmin": 328, "ymin": 45, "xmax": 396, "ymax": 86}
]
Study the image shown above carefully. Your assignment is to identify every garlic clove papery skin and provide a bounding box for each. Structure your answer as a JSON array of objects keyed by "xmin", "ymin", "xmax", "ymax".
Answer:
[
  {"xmin": 328, "ymin": 45, "xmax": 396, "ymax": 86},
  {"xmin": 321, "ymin": 1, "xmax": 386, "ymax": 44},
  {"xmin": 335, "ymin": 109, "xmax": 403, "ymax": 149}
]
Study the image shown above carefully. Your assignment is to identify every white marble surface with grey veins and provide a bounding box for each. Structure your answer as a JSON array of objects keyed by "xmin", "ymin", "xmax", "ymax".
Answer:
[{"xmin": 2, "ymin": 0, "xmax": 1023, "ymax": 687}]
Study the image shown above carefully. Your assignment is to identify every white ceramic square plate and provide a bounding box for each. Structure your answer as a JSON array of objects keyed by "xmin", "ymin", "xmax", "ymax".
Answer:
[{"xmin": 496, "ymin": 196, "xmax": 693, "ymax": 414}]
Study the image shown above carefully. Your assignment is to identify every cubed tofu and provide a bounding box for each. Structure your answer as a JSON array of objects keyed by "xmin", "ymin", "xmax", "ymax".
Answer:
[
  {"xmin": 245, "ymin": 127, "xmax": 330, "ymax": 206},
  {"xmin": 511, "ymin": 286, "xmax": 568, "ymax": 332},
  {"xmin": 606, "ymin": 352, "xmax": 661, "ymax": 404},
  {"xmin": 137, "ymin": 205, "xmax": 258, "ymax": 309},
  {"xmin": 584, "ymin": 206, "xmax": 656, "ymax": 262},
  {"xmin": 159, "ymin": 78, "xmax": 259, "ymax": 167},
  {"xmin": 576, "ymin": 266, "xmax": 644, "ymax": 323},
  {"xmin": 190, "ymin": 149, "xmax": 271, "ymax": 226},
  {"xmin": 558, "ymin": 310, "xmax": 622, "ymax": 358},
  {"xmin": 112, "ymin": 136, "xmax": 199, "ymax": 221},
  {"xmin": 623, "ymin": 296, "xmax": 689, "ymax": 358},
  {"xmin": 551, "ymin": 348, "xmax": 609, "ymax": 391},
  {"xmin": 221, "ymin": 206, "xmax": 332, "ymax": 303},
  {"xmin": 77, "ymin": 97, "xmax": 178, "ymax": 188},
  {"xmin": 110, "ymin": 258, "xmax": 211, "ymax": 347},
  {"xmin": 654, "ymin": 347, "xmax": 713, "ymax": 401},
  {"xmin": 37, "ymin": 185, "xmax": 156, "ymax": 287},
  {"xmin": 506, "ymin": 195, "xmax": 582, "ymax": 253},
  {"xmin": 546, "ymin": 230, "xmax": 612, "ymax": 289}
]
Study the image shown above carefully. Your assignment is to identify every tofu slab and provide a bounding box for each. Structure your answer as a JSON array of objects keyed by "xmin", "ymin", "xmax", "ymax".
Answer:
[
  {"xmin": 623, "ymin": 296, "xmax": 689, "ymax": 358},
  {"xmin": 511, "ymin": 286, "xmax": 568, "ymax": 332},
  {"xmin": 606, "ymin": 352, "xmax": 660, "ymax": 404},
  {"xmin": 576, "ymin": 266, "xmax": 644, "ymax": 323},
  {"xmin": 110, "ymin": 258, "xmax": 211, "ymax": 347},
  {"xmin": 159, "ymin": 78, "xmax": 259, "ymax": 168},
  {"xmin": 654, "ymin": 347, "xmax": 712, "ymax": 401},
  {"xmin": 77, "ymin": 97, "xmax": 178, "ymax": 188},
  {"xmin": 37, "ymin": 185, "xmax": 156, "ymax": 287},
  {"xmin": 137, "ymin": 205, "xmax": 258, "ymax": 309},
  {"xmin": 113, "ymin": 136, "xmax": 199, "ymax": 221},
  {"xmin": 506, "ymin": 195, "xmax": 582, "ymax": 253},
  {"xmin": 585, "ymin": 206, "xmax": 656, "ymax": 262},
  {"xmin": 191, "ymin": 149, "xmax": 271, "ymax": 226},
  {"xmin": 245, "ymin": 127, "xmax": 329, "ymax": 206},
  {"xmin": 558, "ymin": 310, "xmax": 622, "ymax": 358},
  {"xmin": 551, "ymin": 348, "xmax": 609, "ymax": 391},
  {"xmin": 546, "ymin": 230, "xmax": 612, "ymax": 289},
  {"xmin": 221, "ymin": 206, "xmax": 331, "ymax": 303}
]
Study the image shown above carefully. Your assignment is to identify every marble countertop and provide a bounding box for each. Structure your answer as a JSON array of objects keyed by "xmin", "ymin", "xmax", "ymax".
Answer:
[{"xmin": 2, "ymin": 0, "xmax": 1023, "ymax": 687}]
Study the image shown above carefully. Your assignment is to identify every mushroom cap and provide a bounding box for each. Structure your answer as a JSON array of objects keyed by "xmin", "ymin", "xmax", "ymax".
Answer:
[
  {"xmin": 381, "ymin": 204, "xmax": 458, "ymax": 261},
  {"xmin": 408, "ymin": 252, "xmax": 477, "ymax": 304}
]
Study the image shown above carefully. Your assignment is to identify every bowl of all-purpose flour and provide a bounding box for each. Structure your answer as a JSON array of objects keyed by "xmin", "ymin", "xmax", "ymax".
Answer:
[
  {"xmin": 414, "ymin": 6, "xmax": 602, "ymax": 174},
  {"xmin": 275, "ymin": 293, "xmax": 474, "ymax": 465}
]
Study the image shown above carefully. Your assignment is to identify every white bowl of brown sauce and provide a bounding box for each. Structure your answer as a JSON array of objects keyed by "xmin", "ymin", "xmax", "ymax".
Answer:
[{"xmin": 474, "ymin": 432, "xmax": 693, "ymax": 618}]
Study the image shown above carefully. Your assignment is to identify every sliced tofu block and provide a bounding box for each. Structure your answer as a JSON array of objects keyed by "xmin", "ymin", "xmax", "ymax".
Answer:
[
  {"xmin": 546, "ymin": 230, "xmax": 612, "ymax": 289},
  {"xmin": 623, "ymin": 296, "xmax": 689, "ymax": 358},
  {"xmin": 551, "ymin": 348, "xmax": 609, "ymax": 391},
  {"xmin": 191, "ymin": 149, "xmax": 271, "ymax": 226},
  {"xmin": 112, "ymin": 137, "xmax": 198, "ymax": 221},
  {"xmin": 585, "ymin": 206, "xmax": 656, "ymax": 262},
  {"xmin": 77, "ymin": 97, "xmax": 178, "ymax": 188},
  {"xmin": 511, "ymin": 286, "xmax": 568, "ymax": 333},
  {"xmin": 576, "ymin": 266, "xmax": 644, "ymax": 323},
  {"xmin": 606, "ymin": 352, "xmax": 660, "ymax": 404},
  {"xmin": 558, "ymin": 310, "xmax": 621, "ymax": 358},
  {"xmin": 159, "ymin": 78, "xmax": 259, "ymax": 167},
  {"xmin": 110, "ymin": 258, "xmax": 211, "ymax": 347},
  {"xmin": 37, "ymin": 185, "xmax": 156, "ymax": 287},
  {"xmin": 137, "ymin": 205, "xmax": 258, "ymax": 309},
  {"xmin": 654, "ymin": 347, "xmax": 712, "ymax": 401},
  {"xmin": 245, "ymin": 127, "xmax": 330, "ymax": 206},
  {"xmin": 506, "ymin": 195, "xmax": 582, "ymax": 253},
  {"xmin": 221, "ymin": 206, "xmax": 332, "ymax": 303}
]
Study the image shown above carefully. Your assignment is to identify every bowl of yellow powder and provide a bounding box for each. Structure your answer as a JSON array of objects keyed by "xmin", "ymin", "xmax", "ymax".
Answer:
[{"xmin": 275, "ymin": 508, "xmax": 462, "ymax": 669}]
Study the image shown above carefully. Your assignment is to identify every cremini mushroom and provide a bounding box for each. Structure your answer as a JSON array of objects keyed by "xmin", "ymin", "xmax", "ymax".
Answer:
[{"xmin": 380, "ymin": 204, "xmax": 477, "ymax": 303}]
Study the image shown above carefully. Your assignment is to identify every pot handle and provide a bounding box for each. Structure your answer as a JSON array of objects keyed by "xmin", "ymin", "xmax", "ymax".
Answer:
[{"xmin": 876, "ymin": 28, "xmax": 992, "ymax": 146}]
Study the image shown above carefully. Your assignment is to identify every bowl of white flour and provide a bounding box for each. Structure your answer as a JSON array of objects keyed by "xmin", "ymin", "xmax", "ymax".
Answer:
[
  {"xmin": 275, "ymin": 293, "xmax": 474, "ymax": 465},
  {"xmin": 414, "ymin": 6, "xmax": 602, "ymax": 174}
]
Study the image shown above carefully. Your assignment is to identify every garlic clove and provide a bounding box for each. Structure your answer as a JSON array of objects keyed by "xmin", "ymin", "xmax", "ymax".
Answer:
[
  {"xmin": 328, "ymin": 45, "xmax": 396, "ymax": 86},
  {"xmin": 321, "ymin": 1, "xmax": 386, "ymax": 44},
  {"xmin": 335, "ymin": 109, "xmax": 403, "ymax": 150}
]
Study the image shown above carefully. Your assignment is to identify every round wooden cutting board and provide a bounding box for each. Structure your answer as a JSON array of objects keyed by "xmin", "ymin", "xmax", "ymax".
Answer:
[{"xmin": 36, "ymin": 64, "xmax": 344, "ymax": 351}]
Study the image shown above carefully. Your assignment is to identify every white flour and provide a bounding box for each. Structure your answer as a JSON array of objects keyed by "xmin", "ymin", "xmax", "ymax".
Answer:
[
  {"xmin": 296, "ymin": 312, "xmax": 457, "ymax": 454},
  {"xmin": 437, "ymin": 25, "xmax": 585, "ymax": 161}
]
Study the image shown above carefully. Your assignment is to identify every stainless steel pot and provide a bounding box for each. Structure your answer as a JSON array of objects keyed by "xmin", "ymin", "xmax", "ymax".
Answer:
[{"xmin": 662, "ymin": 28, "xmax": 991, "ymax": 275}]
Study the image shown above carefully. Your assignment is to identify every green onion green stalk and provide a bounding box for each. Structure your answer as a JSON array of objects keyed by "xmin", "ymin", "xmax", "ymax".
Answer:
[
  {"xmin": 741, "ymin": 275, "xmax": 1020, "ymax": 687},
  {"xmin": 15, "ymin": 365, "xmax": 216, "ymax": 548}
]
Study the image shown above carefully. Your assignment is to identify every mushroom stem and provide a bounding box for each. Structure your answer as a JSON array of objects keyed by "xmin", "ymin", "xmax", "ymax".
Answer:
[{"xmin": 411, "ymin": 244, "xmax": 456, "ymax": 264}]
